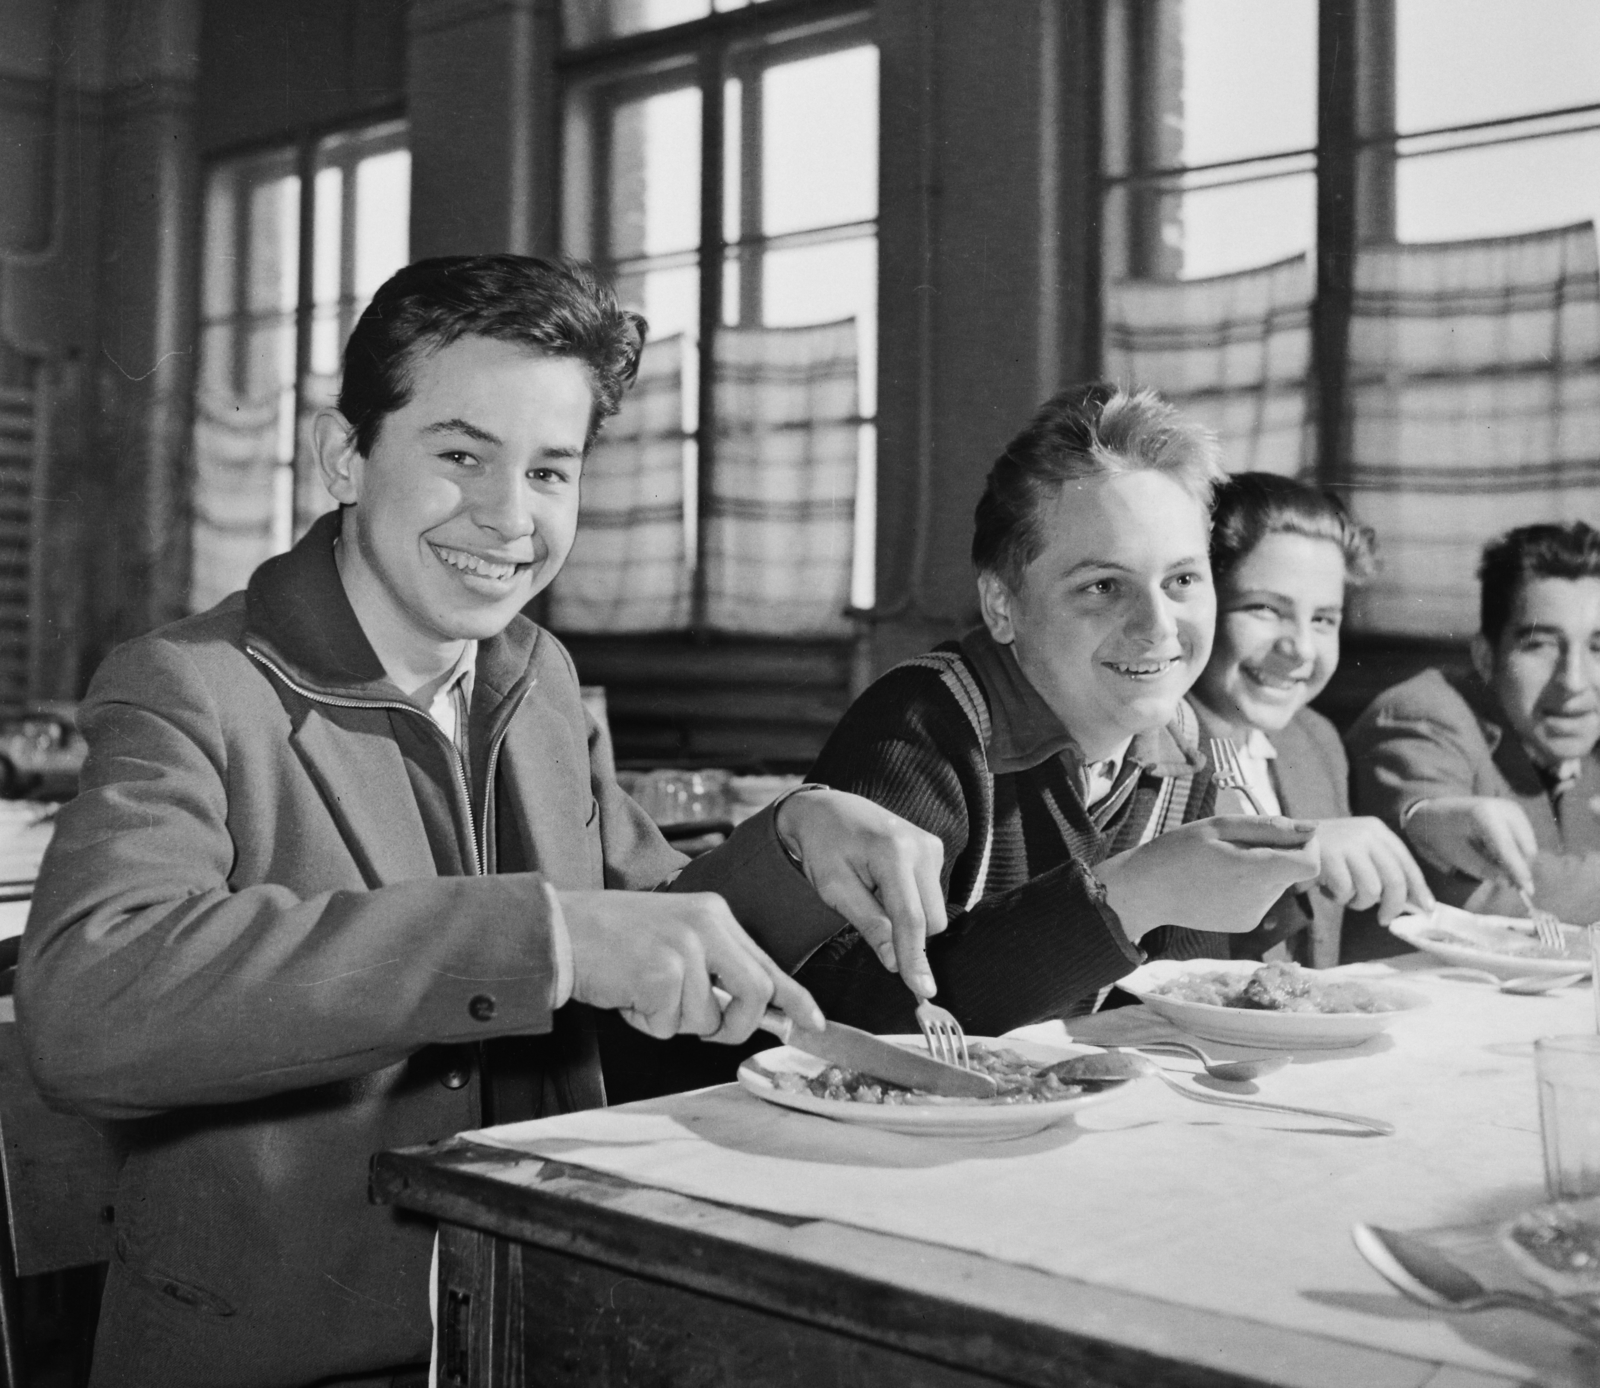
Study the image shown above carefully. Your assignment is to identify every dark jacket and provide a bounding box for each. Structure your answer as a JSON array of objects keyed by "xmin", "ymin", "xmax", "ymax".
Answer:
[
  {"xmin": 1194, "ymin": 703, "xmax": 1349, "ymax": 966},
  {"xmin": 798, "ymin": 630, "xmax": 1224, "ymax": 1036},
  {"xmin": 17, "ymin": 513, "xmax": 842, "ymax": 1388},
  {"xmin": 1348, "ymin": 667, "xmax": 1600, "ymax": 921}
]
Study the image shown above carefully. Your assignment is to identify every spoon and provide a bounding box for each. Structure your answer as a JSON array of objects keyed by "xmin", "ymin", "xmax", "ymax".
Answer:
[
  {"xmin": 1133, "ymin": 1039, "xmax": 1290, "ymax": 1083},
  {"xmin": 1352, "ymin": 1223, "xmax": 1600, "ymax": 1342},
  {"xmin": 1432, "ymin": 967, "xmax": 1588, "ymax": 995},
  {"xmin": 1047, "ymin": 1050, "xmax": 1394, "ymax": 1135}
]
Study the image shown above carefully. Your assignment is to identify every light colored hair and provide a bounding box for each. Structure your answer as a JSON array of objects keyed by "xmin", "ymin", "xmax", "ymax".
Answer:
[{"xmin": 971, "ymin": 382, "xmax": 1223, "ymax": 589}]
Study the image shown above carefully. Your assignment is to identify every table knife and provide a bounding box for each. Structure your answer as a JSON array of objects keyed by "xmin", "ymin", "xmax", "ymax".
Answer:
[{"xmin": 758, "ymin": 1010, "xmax": 999, "ymax": 1099}]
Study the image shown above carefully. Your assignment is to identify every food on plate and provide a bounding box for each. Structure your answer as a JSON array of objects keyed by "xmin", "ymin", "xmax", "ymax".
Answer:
[
  {"xmin": 1507, "ymin": 1203, "xmax": 1600, "ymax": 1279},
  {"xmin": 1413, "ymin": 918, "xmax": 1580, "ymax": 961},
  {"xmin": 768, "ymin": 1043, "xmax": 1099, "ymax": 1106},
  {"xmin": 1149, "ymin": 961, "xmax": 1400, "ymax": 1015}
]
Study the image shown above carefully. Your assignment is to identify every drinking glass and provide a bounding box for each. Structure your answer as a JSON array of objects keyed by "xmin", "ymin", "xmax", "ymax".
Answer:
[{"xmin": 1535, "ymin": 1035, "xmax": 1600, "ymax": 1200}]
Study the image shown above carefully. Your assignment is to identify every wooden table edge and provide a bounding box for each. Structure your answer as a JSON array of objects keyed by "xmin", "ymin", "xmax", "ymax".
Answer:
[{"xmin": 374, "ymin": 1138, "xmax": 1526, "ymax": 1388}]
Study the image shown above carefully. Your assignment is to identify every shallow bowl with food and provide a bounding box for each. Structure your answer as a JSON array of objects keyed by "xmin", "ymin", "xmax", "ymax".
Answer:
[
  {"xmin": 1388, "ymin": 904, "xmax": 1590, "ymax": 981},
  {"xmin": 1499, "ymin": 1197, "xmax": 1600, "ymax": 1297},
  {"xmin": 737, "ymin": 1035, "xmax": 1133, "ymax": 1139},
  {"xmin": 1116, "ymin": 959, "xmax": 1429, "ymax": 1050}
]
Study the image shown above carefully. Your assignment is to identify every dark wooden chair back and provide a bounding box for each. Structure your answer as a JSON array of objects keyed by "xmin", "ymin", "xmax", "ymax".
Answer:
[{"xmin": 0, "ymin": 1006, "xmax": 119, "ymax": 1386}]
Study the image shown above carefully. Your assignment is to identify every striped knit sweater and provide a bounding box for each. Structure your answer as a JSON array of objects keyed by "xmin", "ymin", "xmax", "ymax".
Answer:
[{"xmin": 799, "ymin": 631, "xmax": 1226, "ymax": 1035}]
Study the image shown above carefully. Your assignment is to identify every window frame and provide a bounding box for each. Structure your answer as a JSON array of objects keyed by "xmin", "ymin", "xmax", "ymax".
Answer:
[
  {"xmin": 1100, "ymin": 0, "xmax": 1600, "ymax": 522},
  {"xmin": 196, "ymin": 112, "xmax": 409, "ymax": 550},
  {"xmin": 557, "ymin": 0, "xmax": 877, "ymax": 637}
]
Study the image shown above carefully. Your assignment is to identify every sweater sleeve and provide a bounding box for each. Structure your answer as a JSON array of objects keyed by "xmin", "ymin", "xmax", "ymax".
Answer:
[
  {"xmin": 1347, "ymin": 676, "xmax": 1485, "ymax": 830},
  {"xmin": 799, "ymin": 662, "xmax": 1143, "ymax": 1035}
]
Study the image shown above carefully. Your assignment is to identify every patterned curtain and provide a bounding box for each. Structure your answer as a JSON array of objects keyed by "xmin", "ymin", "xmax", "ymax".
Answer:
[
  {"xmin": 190, "ymin": 389, "xmax": 282, "ymax": 614},
  {"xmin": 704, "ymin": 319, "xmax": 859, "ymax": 636},
  {"xmin": 1346, "ymin": 223, "xmax": 1600, "ymax": 637},
  {"xmin": 1103, "ymin": 254, "xmax": 1314, "ymax": 477},
  {"xmin": 548, "ymin": 334, "xmax": 690, "ymax": 632}
]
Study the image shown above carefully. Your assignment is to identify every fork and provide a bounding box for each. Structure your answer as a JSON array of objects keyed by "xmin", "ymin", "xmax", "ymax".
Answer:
[
  {"xmin": 915, "ymin": 999, "xmax": 973, "ymax": 1069},
  {"xmin": 1518, "ymin": 886, "xmax": 1568, "ymax": 953},
  {"xmin": 1207, "ymin": 736, "xmax": 1271, "ymax": 817}
]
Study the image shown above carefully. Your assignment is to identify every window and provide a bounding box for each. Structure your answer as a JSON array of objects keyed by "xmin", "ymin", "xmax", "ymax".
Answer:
[
  {"xmin": 1103, "ymin": 0, "xmax": 1317, "ymax": 283},
  {"xmin": 1101, "ymin": 0, "xmax": 1600, "ymax": 640},
  {"xmin": 191, "ymin": 120, "xmax": 410, "ymax": 612},
  {"xmin": 1393, "ymin": 0, "xmax": 1600, "ymax": 242},
  {"xmin": 555, "ymin": 1, "xmax": 877, "ymax": 637}
]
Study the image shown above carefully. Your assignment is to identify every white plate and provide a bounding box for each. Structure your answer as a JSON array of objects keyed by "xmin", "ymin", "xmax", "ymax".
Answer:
[
  {"xmin": 736, "ymin": 1035, "xmax": 1132, "ymax": 1140},
  {"xmin": 1117, "ymin": 959, "xmax": 1429, "ymax": 1051},
  {"xmin": 1388, "ymin": 905, "xmax": 1590, "ymax": 980}
]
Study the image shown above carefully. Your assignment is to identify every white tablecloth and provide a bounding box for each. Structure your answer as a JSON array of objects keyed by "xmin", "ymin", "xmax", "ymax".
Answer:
[{"xmin": 469, "ymin": 959, "xmax": 1597, "ymax": 1385}]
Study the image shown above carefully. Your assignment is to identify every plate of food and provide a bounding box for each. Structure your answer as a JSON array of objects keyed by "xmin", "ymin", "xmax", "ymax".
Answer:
[
  {"xmin": 737, "ymin": 1035, "xmax": 1133, "ymax": 1139},
  {"xmin": 1388, "ymin": 904, "xmax": 1590, "ymax": 980},
  {"xmin": 1500, "ymin": 1197, "xmax": 1600, "ymax": 1297},
  {"xmin": 1117, "ymin": 959, "xmax": 1428, "ymax": 1050}
]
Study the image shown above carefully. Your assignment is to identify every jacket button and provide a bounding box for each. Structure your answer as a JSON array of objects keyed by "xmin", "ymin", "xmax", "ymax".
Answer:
[
  {"xmin": 468, "ymin": 994, "xmax": 496, "ymax": 1022},
  {"xmin": 441, "ymin": 1067, "xmax": 470, "ymax": 1090}
]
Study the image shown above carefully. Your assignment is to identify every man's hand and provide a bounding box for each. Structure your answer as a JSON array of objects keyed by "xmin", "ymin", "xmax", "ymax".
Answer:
[
  {"xmin": 1092, "ymin": 816, "xmax": 1322, "ymax": 941},
  {"xmin": 560, "ymin": 889, "xmax": 825, "ymax": 1043},
  {"xmin": 1311, "ymin": 816, "xmax": 1435, "ymax": 923},
  {"xmin": 774, "ymin": 788, "xmax": 947, "ymax": 998},
  {"xmin": 1404, "ymin": 796, "xmax": 1538, "ymax": 894}
]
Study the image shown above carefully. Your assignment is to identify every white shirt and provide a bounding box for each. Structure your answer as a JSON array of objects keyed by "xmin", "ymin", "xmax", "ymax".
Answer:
[
  {"xmin": 1230, "ymin": 729, "xmax": 1283, "ymax": 817},
  {"xmin": 1083, "ymin": 738, "xmax": 1134, "ymax": 809},
  {"xmin": 418, "ymin": 640, "xmax": 573, "ymax": 1008}
]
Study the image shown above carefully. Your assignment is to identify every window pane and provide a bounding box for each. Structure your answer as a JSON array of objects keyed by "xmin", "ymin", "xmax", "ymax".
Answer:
[
  {"xmin": 609, "ymin": 86, "xmax": 702, "ymax": 261},
  {"xmin": 200, "ymin": 169, "xmax": 237, "ymax": 322},
  {"xmin": 564, "ymin": 0, "xmax": 710, "ymax": 48},
  {"xmin": 615, "ymin": 263, "xmax": 699, "ymax": 423},
  {"xmin": 312, "ymin": 167, "xmax": 342, "ymax": 307},
  {"xmin": 759, "ymin": 237, "xmax": 877, "ymax": 415},
  {"xmin": 1397, "ymin": 0, "xmax": 1600, "ymax": 134},
  {"xmin": 246, "ymin": 176, "xmax": 299, "ymax": 315},
  {"xmin": 723, "ymin": 77, "xmax": 742, "ymax": 245},
  {"xmin": 1122, "ymin": 169, "xmax": 1315, "ymax": 281},
  {"xmin": 353, "ymin": 149, "xmax": 411, "ymax": 301},
  {"xmin": 753, "ymin": 236, "xmax": 877, "ymax": 613},
  {"xmin": 1397, "ymin": 131, "xmax": 1600, "ymax": 243},
  {"xmin": 310, "ymin": 166, "xmax": 343, "ymax": 377},
  {"xmin": 1178, "ymin": 0, "xmax": 1317, "ymax": 165},
  {"xmin": 761, "ymin": 46, "xmax": 877, "ymax": 237}
]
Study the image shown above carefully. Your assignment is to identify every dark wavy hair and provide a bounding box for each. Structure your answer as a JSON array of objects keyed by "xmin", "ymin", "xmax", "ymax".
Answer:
[
  {"xmin": 1209, "ymin": 472, "xmax": 1375, "ymax": 589},
  {"xmin": 1479, "ymin": 522, "xmax": 1600, "ymax": 645},
  {"xmin": 971, "ymin": 381, "xmax": 1222, "ymax": 590},
  {"xmin": 337, "ymin": 254, "xmax": 646, "ymax": 457}
]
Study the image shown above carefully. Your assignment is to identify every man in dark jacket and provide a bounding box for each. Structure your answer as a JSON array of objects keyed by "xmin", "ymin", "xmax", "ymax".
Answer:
[
  {"xmin": 18, "ymin": 255, "xmax": 945, "ymax": 1388},
  {"xmin": 1349, "ymin": 521, "xmax": 1600, "ymax": 922}
]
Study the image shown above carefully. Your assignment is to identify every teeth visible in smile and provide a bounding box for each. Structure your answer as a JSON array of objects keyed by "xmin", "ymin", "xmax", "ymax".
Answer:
[
  {"xmin": 1108, "ymin": 660, "xmax": 1174, "ymax": 676},
  {"xmin": 1242, "ymin": 666, "xmax": 1306, "ymax": 691},
  {"xmin": 431, "ymin": 544, "xmax": 525, "ymax": 582}
]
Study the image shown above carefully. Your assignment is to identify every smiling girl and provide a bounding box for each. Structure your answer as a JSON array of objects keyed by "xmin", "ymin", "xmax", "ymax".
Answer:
[{"xmin": 1191, "ymin": 472, "xmax": 1432, "ymax": 965}]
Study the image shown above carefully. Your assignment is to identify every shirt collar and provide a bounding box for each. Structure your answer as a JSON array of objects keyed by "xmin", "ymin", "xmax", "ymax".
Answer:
[
  {"xmin": 422, "ymin": 640, "xmax": 478, "ymax": 716},
  {"xmin": 1242, "ymin": 727, "xmax": 1278, "ymax": 761},
  {"xmin": 244, "ymin": 510, "xmax": 538, "ymax": 708},
  {"xmin": 956, "ymin": 627, "xmax": 1202, "ymax": 778}
]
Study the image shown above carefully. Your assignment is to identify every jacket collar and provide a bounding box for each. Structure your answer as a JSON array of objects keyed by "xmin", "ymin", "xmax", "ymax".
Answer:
[
  {"xmin": 243, "ymin": 509, "xmax": 542, "ymax": 710},
  {"xmin": 1445, "ymin": 667, "xmax": 1570, "ymax": 798},
  {"xmin": 957, "ymin": 626, "xmax": 1200, "ymax": 779}
]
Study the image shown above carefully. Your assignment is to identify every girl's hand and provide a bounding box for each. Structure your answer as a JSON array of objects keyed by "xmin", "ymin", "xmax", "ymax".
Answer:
[{"xmin": 1311, "ymin": 816, "xmax": 1435, "ymax": 922}]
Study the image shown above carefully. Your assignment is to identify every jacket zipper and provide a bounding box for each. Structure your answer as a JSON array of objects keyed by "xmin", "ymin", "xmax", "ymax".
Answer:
[{"xmin": 246, "ymin": 645, "xmax": 528, "ymax": 876}]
